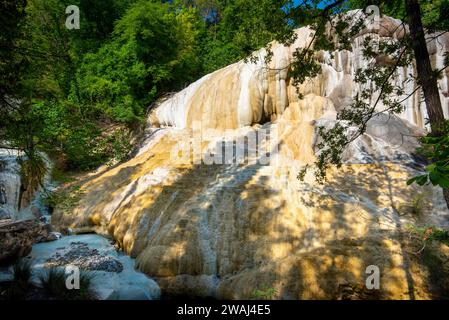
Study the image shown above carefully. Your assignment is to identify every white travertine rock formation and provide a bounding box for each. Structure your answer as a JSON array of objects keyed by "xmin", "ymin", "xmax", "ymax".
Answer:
[
  {"xmin": 149, "ymin": 13, "xmax": 449, "ymax": 131},
  {"xmin": 53, "ymin": 13, "xmax": 449, "ymax": 299}
]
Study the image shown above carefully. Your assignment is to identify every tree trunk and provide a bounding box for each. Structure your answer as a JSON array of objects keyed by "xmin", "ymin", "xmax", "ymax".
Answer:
[{"xmin": 405, "ymin": 0, "xmax": 449, "ymax": 209}]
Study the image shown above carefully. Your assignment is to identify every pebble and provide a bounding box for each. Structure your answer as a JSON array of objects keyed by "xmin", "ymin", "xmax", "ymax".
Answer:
[{"xmin": 45, "ymin": 241, "xmax": 124, "ymax": 273}]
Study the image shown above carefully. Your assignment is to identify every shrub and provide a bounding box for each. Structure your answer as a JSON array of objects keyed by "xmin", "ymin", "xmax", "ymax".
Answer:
[
  {"xmin": 43, "ymin": 185, "xmax": 84, "ymax": 215},
  {"xmin": 398, "ymin": 192, "xmax": 429, "ymax": 216},
  {"xmin": 13, "ymin": 260, "xmax": 32, "ymax": 285},
  {"xmin": 3, "ymin": 259, "xmax": 32, "ymax": 300},
  {"xmin": 251, "ymin": 284, "xmax": 278, "ymax": 300},
  {"xmin": 39, "ymin": 267, "xmax": 97, "ymax": 300},
  {"xmin": 407, "ymin": 224, "xmax": 449, "ymax": 247},
  {"xmin": 18, "ymin": 152, "xmax": 47, "ymax": 195}
]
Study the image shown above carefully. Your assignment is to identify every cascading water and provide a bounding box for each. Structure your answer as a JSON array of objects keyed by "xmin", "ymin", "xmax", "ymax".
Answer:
[
  {"xmin": 0, "ymin": 149, "xmax": 22, "ymax": 220},
  {"xmin": 0, "ymin": 149, "xmax": 54, "ymax": 222},
  {"xmin": 16, "ymin": 154, "xmax": 55, "ymax": 223}
]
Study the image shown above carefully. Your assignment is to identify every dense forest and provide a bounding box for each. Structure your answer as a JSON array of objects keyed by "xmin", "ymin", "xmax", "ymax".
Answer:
[{"xmin": 1, "ymin": 0, "xmax": 297, "ymax": 172}]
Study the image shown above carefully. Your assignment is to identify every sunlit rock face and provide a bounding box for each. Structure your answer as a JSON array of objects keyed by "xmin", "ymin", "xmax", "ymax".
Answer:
[
  {"xmin": 54, "ymin": 13, "xmax": 449, "ymax": 299},
  {"xmin": 149, "ymin": 13, "xmax": 449, "ymax": 131}
]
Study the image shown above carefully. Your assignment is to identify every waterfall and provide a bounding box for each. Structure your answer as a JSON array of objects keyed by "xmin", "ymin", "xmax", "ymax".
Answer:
[
  {"xmin": 0, "ymin": 149, "xmax": 22, "ymax": 219},
  {"xmin": 0, "ymin": 148, "xmax": 54, "ymax": 222}
]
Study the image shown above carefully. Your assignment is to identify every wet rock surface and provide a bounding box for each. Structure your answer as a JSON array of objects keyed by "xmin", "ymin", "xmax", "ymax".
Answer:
[{"xmin": 27, "ymin": 234, "xmax": 161, "ymax": 300}]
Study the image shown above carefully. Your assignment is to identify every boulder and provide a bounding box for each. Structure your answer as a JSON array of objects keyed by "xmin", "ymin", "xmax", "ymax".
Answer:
[{"xmin": 0, "ymin": 219, "xmax": 58, "ymax": 264}]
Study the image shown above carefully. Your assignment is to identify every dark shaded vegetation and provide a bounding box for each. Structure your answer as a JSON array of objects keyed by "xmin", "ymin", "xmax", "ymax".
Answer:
[
  {"xmin": 39, "ymin": 267, "xmax": 96, "ymax": 300},
  {"xmin": 0, "ymin": 0, "xmax": 295, "ymax": 174},
  {"xmin": 1, "ymin": 260, "xmax": 32, "ymax": 300},
  {"xmin": 0, "ymin": 260, "xmax": 97, "ymax": 300}
]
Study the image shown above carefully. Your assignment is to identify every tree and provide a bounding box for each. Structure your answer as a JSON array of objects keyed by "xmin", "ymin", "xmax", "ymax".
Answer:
[
  {"xmin": 283, "ymin": 1, "xmax": 449, "ymax": 208},
  {"xmin": 0, "ymin": 0, "xmax": 51, "ymax": 193},
  {"xmin": 0, "ymin": 0, "xmax": 27, "ymax": 120},
  {"xmin": 405, "ymin": 0, "xmax": 446, "ymax": 133},
  {"xmin": 0, "ymin": 0, "xmax": 139, "ymax": 172},
  {"xmin": 405, "ymin": 0, "xmax": 449, "ymax": 205},
  {"xmin": 191, "ymin": 0, "xmax": 296, "ymax": 73},
  {"xmin": 75, "ymin": 0, "xmax": 205, "ymax": 124}
]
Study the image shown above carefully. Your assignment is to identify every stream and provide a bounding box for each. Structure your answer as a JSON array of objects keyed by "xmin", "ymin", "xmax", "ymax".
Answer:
[{"xmin": 0, "ymin": 148, "xmax": 161, "ymax": 300}]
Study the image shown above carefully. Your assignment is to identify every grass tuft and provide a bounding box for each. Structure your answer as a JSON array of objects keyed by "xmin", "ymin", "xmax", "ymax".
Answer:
[{"xmin": 39, "ymin": 267, "xmax": 97, "ymax": 300}]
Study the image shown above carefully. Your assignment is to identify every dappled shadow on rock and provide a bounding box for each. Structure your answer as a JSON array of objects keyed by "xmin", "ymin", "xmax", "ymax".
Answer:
[{"xmin": 52, "ymin": 127, "xmax": 449, "ymax": 299}]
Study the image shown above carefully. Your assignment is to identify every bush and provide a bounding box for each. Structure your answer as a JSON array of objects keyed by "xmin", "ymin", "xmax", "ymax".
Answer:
[
  {"xmin": 39, "ymin": 267, "xmax": 96, "ymax": 300},
  {"xmin": 398, "ymin": 192, "xmax": 429, "ymax": 216},
  {"xmin": 42, "ymin": 185, "xmax": 84, "ymax": 214},
  {"xmin": 75, "ymin": 1, "xmax": 204, "ymax": 124},
  {"xmin": 13, "ymin": 260, "xmax": 32, "ymax": 285},
  {"xmin": 18, "ymin": 152, "xmax": 48, "ymax": 198},
  {"xmin": 251, "ymin": 284, "xmax": 278, "ymax": 300},
  {"xmin": 3, "ymin": 259, "xmax": 32, "ymax": 300}
]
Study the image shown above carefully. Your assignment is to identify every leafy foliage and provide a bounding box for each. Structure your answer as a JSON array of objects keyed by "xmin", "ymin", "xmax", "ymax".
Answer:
[
  {"xmin": 39, "ymin": 267, "xmax": 96, "ymax": 300},
  {"xmin": 75, "ymin": 1, "xmax": 204, "ymax": 123},
  {"xmin": 43, "ymin": 184, "xmax": 85, "ymax": 214},
  {"xmin": 196, "ymin": 0, "xmax": 295, "ymax": 72},
  {"xmin": 407, "ymin": 121, "xmax": 449, "ymax": 189},
  {"xmin": 1, "ymin": 0, "xmax": 305, "ymax": 171},
  {"xmin": 291, "ymin": 2, "xmax": 448, "ymax": 204},
  {"xmin": 251, "ymin": 284, "xmax": 278, "ymax": 300},
  {"xmin": 1, "ymin": 0, "xmax": 449, "ymax": 206},
  {"xmin": 408, "ymin": 224, "xmax": 449, "ymax": 247},
  {"xmin": 0, "ymin": 0, "xmax": 27, "ymax": 112},
  {"xmin": 350, "ymin": 0, "xmax": 449, "ymax": 31}
]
